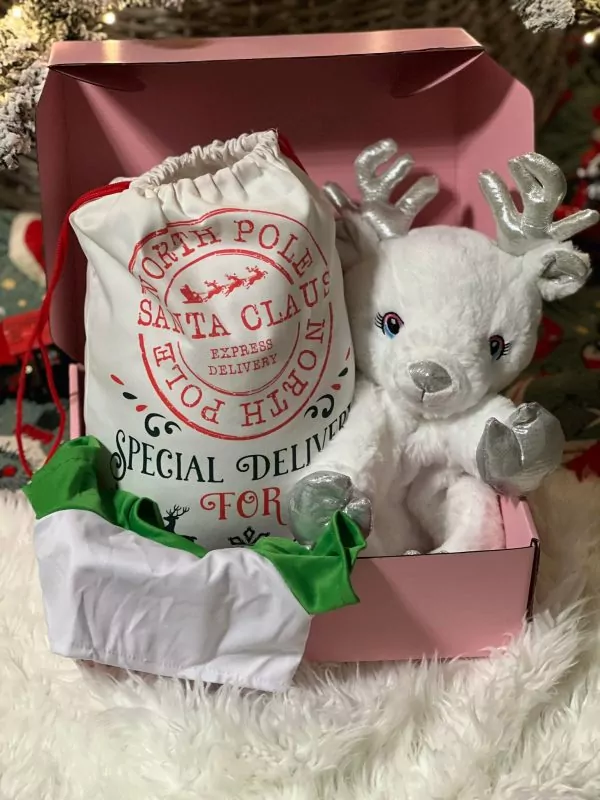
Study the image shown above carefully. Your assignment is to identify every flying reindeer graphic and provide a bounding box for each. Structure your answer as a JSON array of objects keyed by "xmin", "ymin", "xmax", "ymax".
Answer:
[
  {"xmin": 180, "ymin": 280, "xmax": 224, "ymax": 304},
  {"xmin": 223, "ymin": 273, "xmax": 246, "ymax": 296},
  {"xmin": 180, "ymin": 266, "xmax": 267, "ymax": 304},
  {"xmin": 204, "ymin": 280, "xmax": 224, "ymax": 299},
  {"xmin": 245, "ymin": 266, "xmax": 267, "ymax": 286}
]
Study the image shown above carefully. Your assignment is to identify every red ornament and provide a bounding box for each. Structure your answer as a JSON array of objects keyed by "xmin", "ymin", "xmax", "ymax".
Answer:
[
  {"xmin": 0, "ymin": 309, "xmax": 52, "ymax": 367},
  {"xmin": 534, "ymin": 316, "xmax": 564, "ymax": 361},
  {"xmin": 566, "ymin": 441, "xmax": 600, "ymax": 481},
  {"xmin": 8, "ymin": 212, "xmax": 45, "ymax": 286},
  {"xmin": 581, "ymin": 341, "xmax": 600, "ymax": 370}
]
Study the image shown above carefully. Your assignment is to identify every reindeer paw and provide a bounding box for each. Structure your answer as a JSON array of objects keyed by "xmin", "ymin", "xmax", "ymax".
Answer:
[
  {"xmin": 287, "ymin": 471, "xmax": 372, "ymax": 547},
  {"xmin": 476, "ymin": 402, "xmax": 564, "ymax": 496}
]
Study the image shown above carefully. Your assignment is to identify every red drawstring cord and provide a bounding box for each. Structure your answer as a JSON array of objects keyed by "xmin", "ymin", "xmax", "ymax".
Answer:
[
  {"xmin": 16, "ymin": 181, "xmax": 131, "ymax": 477},
  {"xmin": 277, "ymin": 132, "xmax": 307, "ymax": 174}
]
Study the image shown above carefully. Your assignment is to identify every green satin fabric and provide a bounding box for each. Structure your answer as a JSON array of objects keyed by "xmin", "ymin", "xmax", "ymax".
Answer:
[{"xmin": 23, "ymin": 436, "xmax": 366, "ymax": 615}]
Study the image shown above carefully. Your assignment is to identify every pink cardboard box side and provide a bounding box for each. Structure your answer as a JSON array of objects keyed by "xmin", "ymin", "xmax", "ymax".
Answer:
[{"xmin": 48, "ymin": 30, "xmax": 539, "ymax": 664}]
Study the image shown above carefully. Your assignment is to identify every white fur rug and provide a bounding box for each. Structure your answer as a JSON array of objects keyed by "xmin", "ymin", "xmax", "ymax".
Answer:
[{"xmin": 1, "ymin": 468, "xmax": 600, "ymax": 800}]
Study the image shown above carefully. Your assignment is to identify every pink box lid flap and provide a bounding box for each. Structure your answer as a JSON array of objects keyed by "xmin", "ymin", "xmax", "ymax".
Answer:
[
  {"xmin": 48, "ymin": 28, "xmax": 482, "ymax": 68},
  {"xmin": 37, "ymin": 29, "xmax": 533, "ymax": 360}
]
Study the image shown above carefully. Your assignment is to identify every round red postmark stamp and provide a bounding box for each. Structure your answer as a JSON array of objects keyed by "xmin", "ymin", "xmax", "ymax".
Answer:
[{"xmin": 129, "ymin": 209, "xmax": 333, "ymax": 440}]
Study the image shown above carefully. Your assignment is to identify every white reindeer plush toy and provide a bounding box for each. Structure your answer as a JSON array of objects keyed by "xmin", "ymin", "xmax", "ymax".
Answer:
[{"xmin": 287, "ymin": 141, "xmax": 600, "ymax": 556}]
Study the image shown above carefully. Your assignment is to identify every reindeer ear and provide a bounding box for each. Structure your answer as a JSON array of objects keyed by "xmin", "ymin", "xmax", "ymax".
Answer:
[{"xmin": 525, "ymin": 244, "xmax": 591, "ymax": 302}]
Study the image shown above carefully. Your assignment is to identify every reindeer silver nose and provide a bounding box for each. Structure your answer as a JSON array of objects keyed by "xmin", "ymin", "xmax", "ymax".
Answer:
[{"xmin": 408, "ymin": 361, "xmax": 452, "ymax": 394}]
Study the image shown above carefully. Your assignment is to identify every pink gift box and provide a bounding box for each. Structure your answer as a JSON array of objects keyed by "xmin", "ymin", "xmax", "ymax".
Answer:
[{"xmin": 43, "ymin": 28, "xmax": 539, "ymax": 663}]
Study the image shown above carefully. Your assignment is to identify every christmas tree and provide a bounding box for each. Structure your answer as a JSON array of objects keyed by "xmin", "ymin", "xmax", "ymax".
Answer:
[
  {"xmin": 537, "ymin": 26, "xmax": 600, "ymax": 273},
  {"xmin": 0, "ymin": 0, "xmax": 182, "ymax": 169},
  {"xmin": 538, "ymin": 28, "xmax": 600, "ymax": 177}
]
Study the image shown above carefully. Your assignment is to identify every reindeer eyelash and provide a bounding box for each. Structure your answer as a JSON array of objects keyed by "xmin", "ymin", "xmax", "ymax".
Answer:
[
  {"xmin": 375, "ymin": 311, "xmax": 404, "ymax": 339},
  {"xmin": 489, "ymin": 334, "xmax": 512, "ymax": 361}
]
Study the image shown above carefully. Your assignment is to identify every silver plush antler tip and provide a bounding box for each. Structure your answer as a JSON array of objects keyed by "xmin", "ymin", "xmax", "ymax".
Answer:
[
  {"xmin": 336, "ymin": 140, "xmax": 439, "ymax": 240},
  {"xmin": 479, "ymin": 152, "xmax": 599, "ymax": 255}
]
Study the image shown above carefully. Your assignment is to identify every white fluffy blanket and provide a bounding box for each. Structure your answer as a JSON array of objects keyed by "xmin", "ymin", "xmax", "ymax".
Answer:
[{"xmin": 1, "ymin": 468, "xmax": 599, "ymax": 799}]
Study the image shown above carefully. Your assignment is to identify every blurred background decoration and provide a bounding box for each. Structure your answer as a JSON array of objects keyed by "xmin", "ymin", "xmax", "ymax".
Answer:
[{"xmin": 0, "ymin": 0, "xmax": 599, "ymax": 487}]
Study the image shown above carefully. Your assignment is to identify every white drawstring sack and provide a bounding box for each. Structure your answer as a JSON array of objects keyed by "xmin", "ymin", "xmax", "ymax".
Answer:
[{"xmin": 70, "ymin": 131, "xmax": 354, "ymax": 548}]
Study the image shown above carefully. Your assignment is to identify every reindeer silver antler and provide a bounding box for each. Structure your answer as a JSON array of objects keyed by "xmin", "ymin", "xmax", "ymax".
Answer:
[
  {"xmin": 324, "ymin": 139, "xmax": 439, "ymax": 240},
  {"xmin": 479, "ymin": 152, "xmax": 599, "ymax": 256}
]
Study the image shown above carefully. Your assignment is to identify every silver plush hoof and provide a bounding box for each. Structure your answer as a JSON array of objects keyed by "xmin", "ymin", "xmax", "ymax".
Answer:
[
  {"xmin": 287, "ymin": 471, "xmax": 372, "ymax": 547},
  {"xmin": 477, "ymin": 402, "xmax": 565, "ymax": 495}
]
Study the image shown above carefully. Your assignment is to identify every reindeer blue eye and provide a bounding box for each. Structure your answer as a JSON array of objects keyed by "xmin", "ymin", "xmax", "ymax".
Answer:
[
  {"xmin": 375, "ymin": 312, "xmax": 403, "ymax": 339},
  {"xmin": 489, "ymin": 334, "xmax": 512, "ymax": 361}
]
